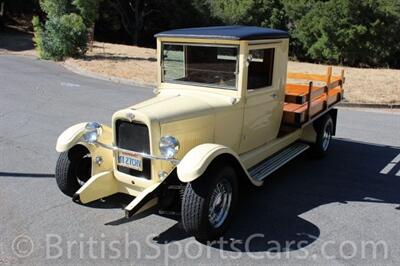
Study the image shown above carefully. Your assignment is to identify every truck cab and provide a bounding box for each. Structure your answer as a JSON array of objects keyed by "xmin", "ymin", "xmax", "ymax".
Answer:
[
  {"xmin": 55, "ymin": 26, "xmax": 344, "ymax": 240},
  {"xmin": 156, "ymin": 26, "xmax": 290, "ymax": 154}
]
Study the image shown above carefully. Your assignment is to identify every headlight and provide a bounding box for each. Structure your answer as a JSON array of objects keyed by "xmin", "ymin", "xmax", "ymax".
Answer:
[
  {"xmin": 83, "ymin": 122, "xmax": 102, "ymax": 144},
  {"xmin": 159, "ymin": 135, "xmax": 180, "ymax": 159}
]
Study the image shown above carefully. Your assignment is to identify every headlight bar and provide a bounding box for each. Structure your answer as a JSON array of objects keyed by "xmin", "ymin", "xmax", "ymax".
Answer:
[
  {"xmin": 81, "ymin": 122, "xmax": 180, "ymax": 165},
  {"xmin": 93, "ymin": 141, "xmax": 180, "ymax": 166}
]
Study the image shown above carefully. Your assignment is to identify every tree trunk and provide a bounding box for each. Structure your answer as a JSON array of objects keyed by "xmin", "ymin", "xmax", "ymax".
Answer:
[
  {"xmin": 133, "ymin": 0, "xmax": 141, "ymax": 46},
  {"xmin": 88, "ymin": 23, "xmax": 95, "ymax": 52}
]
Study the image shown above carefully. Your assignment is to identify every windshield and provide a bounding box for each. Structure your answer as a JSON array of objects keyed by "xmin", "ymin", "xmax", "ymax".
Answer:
[{"xmin": 162, "ymin": 43, "xmax": 239, "ymax": 90}]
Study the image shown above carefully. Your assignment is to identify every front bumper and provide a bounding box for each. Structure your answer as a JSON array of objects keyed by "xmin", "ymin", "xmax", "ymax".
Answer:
[
  {"xmin": 73, "ymin": 168, "xmax": 172, "ymax": 218},
  {"xmin": 73, "ymin": 138, "xmax": 180, "ymax": 217}
]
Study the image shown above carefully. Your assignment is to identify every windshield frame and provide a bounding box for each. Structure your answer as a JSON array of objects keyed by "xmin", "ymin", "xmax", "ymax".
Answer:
[{"xmin": 160, "ymin": 42, "xmax": 240, "ymax": 91}]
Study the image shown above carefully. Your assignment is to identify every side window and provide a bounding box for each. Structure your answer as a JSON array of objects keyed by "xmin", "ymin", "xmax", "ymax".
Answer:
[
  {"xmin": 163, "ymin": 44, "xmax": 185, "ymax": 80},
  {"xmin": 247, "ymin": 48, "xmax": 275, "ymax": 90}
]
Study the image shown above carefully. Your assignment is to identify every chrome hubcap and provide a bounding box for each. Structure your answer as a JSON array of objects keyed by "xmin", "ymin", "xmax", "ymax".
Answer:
[
  {"xmin": 322, "ymin": 123, "xmax": 332, "ymax": 151},
  {"xmin": 208, "ymin": 179, "xmax": 232, "ymax": 228}
]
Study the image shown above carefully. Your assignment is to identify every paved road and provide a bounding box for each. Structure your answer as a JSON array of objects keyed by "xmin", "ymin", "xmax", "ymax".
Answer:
[{"xmin": 1, "ymin": 55, "xmax": 400, "ymax": 265}]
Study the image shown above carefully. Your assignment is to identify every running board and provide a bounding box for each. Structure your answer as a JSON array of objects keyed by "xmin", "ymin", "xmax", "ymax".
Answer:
[{"xmin": 249, "ymin": 142, "xmax": 310, "ymax": 181}]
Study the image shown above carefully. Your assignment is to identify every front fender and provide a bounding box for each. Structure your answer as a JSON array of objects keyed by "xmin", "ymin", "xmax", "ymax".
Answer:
[
  {"xmin": 56, "ymin": 123, "xmax": 114, "ymax": 176},
  {"xmin": 177, "ymin": 144, "xmax": 262, "ymax": 186},
  {"xmin": 56, "ymin": 123, "xmax": 88, "ymax": 152},
  {"xmin": 56, "ymin": 123, "xmax": 113, "ymax": 152}
]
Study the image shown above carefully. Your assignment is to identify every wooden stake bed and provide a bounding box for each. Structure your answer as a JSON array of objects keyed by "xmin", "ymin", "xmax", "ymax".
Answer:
[{"xmin": 282, "ymin": 67, "xmax": 345, "ymax": 127}]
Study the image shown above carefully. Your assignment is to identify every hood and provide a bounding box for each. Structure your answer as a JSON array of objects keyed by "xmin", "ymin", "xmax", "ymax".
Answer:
[
  {"xmin": 130, "ymin": 90, "xmax": 234, "ymax": 124},
  {"xmin": 112, "ymin": 89, "xmax": 242, "ymax": 161}
]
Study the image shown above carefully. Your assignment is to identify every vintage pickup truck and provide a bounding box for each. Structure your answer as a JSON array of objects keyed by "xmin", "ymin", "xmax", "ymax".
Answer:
[{"xmin": 55, "ymin": 26, "xmax": 345, "ymax": 240}]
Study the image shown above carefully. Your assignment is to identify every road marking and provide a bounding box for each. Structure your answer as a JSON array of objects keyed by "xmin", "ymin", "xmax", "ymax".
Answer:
[
  {"xmin": 380, "ymin": 152, "xmax": 400, "ymax": 175},
  {"xmin": 392, "ymin": 153, "xmax": 400, "ymax": 164},
  {"xmin": 363, "ymin": 197, "xmax": 384, "ymax": 202},
  {"xmin": 380, "ymin": 163, "xmax": 397, "ymax": 174},
  {"xmin": 61, "ymin": 82, "xmax": 80, "ymax": 87}
]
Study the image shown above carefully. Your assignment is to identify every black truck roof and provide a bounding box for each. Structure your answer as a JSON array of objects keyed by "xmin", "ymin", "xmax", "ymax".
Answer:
[{"xmin": 155, "ymin": 25, "xmax": 289, "ymax": 40}]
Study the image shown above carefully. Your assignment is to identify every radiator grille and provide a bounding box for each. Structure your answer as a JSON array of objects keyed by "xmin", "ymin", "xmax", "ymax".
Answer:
[{"xmin": 115, "ymin": 120, "xmax": 151, "ymax": 179}]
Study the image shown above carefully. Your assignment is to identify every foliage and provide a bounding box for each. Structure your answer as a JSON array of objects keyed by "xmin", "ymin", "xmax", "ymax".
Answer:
[
  {"xmin": 41, "ymin": 14, "xmax": 88, "ymax": 60},
  {"xmin": 39, "ymin": 0, "xmax": 69, "ymax": 18},
  {"xmin": 206, "ymin": 0, "xmax": 286, "ymax": 29},
  {"xmin": 293, "ymin": 0, "xmax": 400, "ymax": 67},
  {"xmin": 15, "ymin": 0, "xmax": 400, "ymax": 67},
  {"xmin": 106, "ymin": 0, "xmax": 149, "ymax": 45},
  {"xmin": 102, "ymin": 0, "xmax": 212, "ymax": 46},
  {"xmin": 73, "ymin": 0, "xmax": 101, "ymax": 26},
  {"xmin": 33, "ymin": 0, "xmax": 100, "ymax": 60},
  {"xmin": 32, "ymin": 16, "xmax": 45, "ymax": 57}
]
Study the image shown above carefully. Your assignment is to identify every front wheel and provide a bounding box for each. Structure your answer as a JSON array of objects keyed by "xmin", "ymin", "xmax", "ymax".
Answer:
[
  {"xmin": 55, "ymin": 146, "xmax": 91, "ymax": 197},
  {"xmin": 181, "ymin": 165, "xmax": 238, "ymax": 240}
]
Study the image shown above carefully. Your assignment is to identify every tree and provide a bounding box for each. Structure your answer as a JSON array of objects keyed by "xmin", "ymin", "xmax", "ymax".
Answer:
[
  {"xmin": 293, "ymin": 0, "xmax": 400, "ymax": 67},
  {"xmin": 108, "ymin": 0, "xmax": 158, "ymax": 45},
  {"xmin": 73, "ymin": 0, "xmax": 102, "ymax": 50},
  {"xmin": 206, "ymin": 0, "xmax": 286, "ymax": 29}
]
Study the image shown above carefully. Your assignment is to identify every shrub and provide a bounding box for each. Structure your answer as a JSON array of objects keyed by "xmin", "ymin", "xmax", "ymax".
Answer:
[
  {"xmin": 40, "ymin": 14, "xmax": 88, "ymax": 60},
  {"xmin": 33, "ymin": 0, "xmax": 100, "ymax": 61},
  {"xmin": 32, "ymin": 16, "xmax": 46, "ymax": 58}
]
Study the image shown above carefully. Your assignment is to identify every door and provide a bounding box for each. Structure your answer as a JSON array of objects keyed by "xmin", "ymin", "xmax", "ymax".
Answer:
[{"xmin": 239, "ymin": 46, "xmax": 283, "ymax": 153}]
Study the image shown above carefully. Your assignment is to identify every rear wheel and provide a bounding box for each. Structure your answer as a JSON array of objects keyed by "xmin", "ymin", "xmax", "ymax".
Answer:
[
  {"xmin": 311, "ymin": 114, "xmax": 334, "ymax": 157},
  {"xmin": 181, "ymin": 165, "xmax": 238, "ymax": 240},
  {"xmin": 55, "ymin": 146, "xmax": 91, "ymax": 197}
]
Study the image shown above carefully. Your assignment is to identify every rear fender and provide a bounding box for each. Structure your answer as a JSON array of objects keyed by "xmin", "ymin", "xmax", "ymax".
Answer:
[
  {"xmin": 177, "ymin": 144, "xmax": 262, "ymax": 186},
  {"xmin": 301, "ymin": 108, "xmax": 338, "ymax": 143}
]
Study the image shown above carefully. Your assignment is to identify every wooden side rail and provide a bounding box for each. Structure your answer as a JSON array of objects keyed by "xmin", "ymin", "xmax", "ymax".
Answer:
[
  {"xmin": 283, "ymin": 67, "xmax": 345, "ymax": 127},
  {"xmin": 285, "ymin": 84, "xmax": 325, "ymax": 104},
  {"xmin": 288, "ymin": 67, "xmax": 345, "ymax": 85},
  {"xmin": 287, "ymin": 72, "xmax": 327, "ymax": 82}
]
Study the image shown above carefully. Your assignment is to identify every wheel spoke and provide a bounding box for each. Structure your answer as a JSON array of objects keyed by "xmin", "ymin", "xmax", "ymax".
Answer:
[{"xmin": 208, "ymin": 179, "xmax": 233, "ymax": 228}]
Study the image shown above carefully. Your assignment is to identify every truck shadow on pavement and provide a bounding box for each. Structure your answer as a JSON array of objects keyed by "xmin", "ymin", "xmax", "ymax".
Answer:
[{"xmin": 154, "ymin": 138, "xmax": 400, "ymax": 252}]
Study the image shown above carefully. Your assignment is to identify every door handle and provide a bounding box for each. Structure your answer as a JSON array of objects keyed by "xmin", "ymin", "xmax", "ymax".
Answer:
[{"xmin": 271, "ymin": 93, "xmax": 278, "ymax": 99}]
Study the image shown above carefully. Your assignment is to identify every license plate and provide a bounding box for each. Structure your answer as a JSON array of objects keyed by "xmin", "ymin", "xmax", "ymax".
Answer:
[{"xmin": 117, "ymin": 151, "xmax": 143, "ymax": 171}]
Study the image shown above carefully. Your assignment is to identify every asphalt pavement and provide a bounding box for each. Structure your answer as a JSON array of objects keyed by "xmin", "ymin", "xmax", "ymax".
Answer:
[{"xmin": 0, "ymin": 55, "xmax": 400, "ymax": 265}]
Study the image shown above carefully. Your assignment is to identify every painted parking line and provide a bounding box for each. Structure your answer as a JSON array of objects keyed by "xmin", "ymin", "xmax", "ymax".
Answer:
[
  {"xmin": 392, "ymin": 153, "xmax": 400, "ymax": 163},
  {"xmin": 380, "ymin": 152, "xmax": 400, "ymax": 175},
  {"xmin": 380, "ymin": 163, "xmax": 397, "ymax": 174}
]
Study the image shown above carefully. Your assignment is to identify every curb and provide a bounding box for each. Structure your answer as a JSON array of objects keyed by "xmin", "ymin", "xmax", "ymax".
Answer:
[
  {"xmin": 62, "ymin": 61, "xmax": 154, "ymax": 89},
  {"xmin": 338, "ymin": 102, "xmax": 400, "ymax": 109}
]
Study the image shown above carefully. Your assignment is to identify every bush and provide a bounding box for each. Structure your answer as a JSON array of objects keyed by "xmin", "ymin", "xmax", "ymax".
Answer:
[
  {"xmin": 40, "ymin": 14, "xmax": 88, "ymax": 60},
  {"xmin": 32, "ymin": 16, "xmax": 45, "ymax": 58},
  {"xmin": 33, "ymin": 0, "xmax": 100, "ymax": 61}
]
